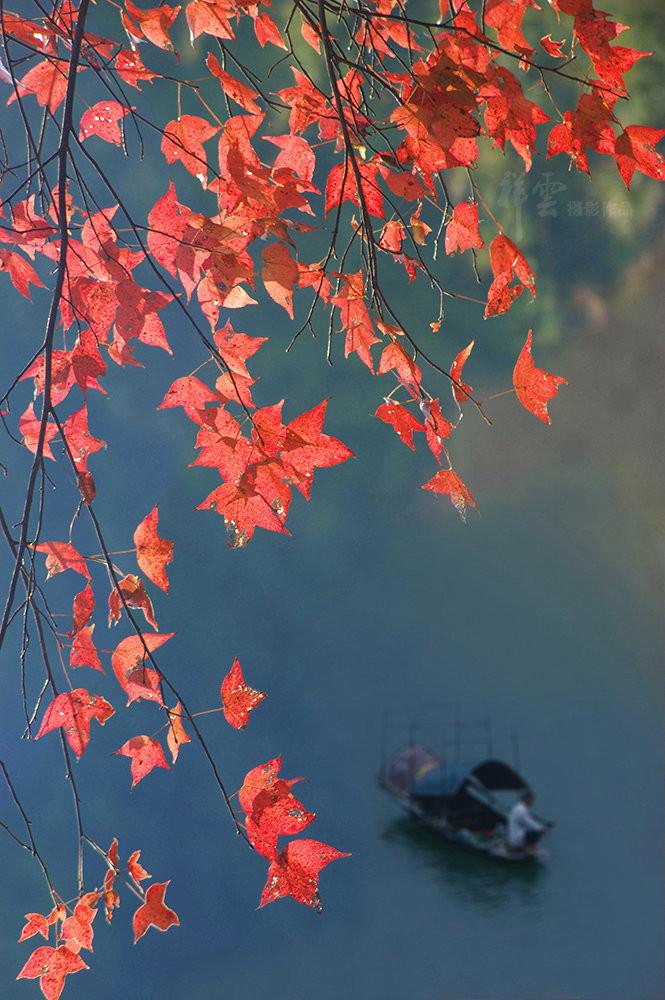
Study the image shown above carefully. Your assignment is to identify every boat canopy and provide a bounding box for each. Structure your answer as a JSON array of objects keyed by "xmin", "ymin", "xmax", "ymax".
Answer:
[
  {"xmin": 413, "ymin": 757, "xmax": 529, "ymax": 799},
  {"xmin": 382, "ymin": 745, "xmax": 530, "ymax": 800}
]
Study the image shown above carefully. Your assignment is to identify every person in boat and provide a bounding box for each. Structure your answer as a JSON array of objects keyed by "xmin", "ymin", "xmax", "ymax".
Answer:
[{"xmin": 506, "ymin": 790, "xmax": 547, "ymax": 854}]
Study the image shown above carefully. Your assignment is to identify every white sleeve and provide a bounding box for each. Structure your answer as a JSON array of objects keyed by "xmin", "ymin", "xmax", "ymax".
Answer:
[{"xmin": 523, "ymin": 808, "xmax": 545, "ymax": 832}]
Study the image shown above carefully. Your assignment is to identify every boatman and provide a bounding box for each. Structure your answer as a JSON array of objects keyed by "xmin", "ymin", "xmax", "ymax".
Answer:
[{"xmin": 507, "ymin": 790, "xmax": 546, "ymax": 854}]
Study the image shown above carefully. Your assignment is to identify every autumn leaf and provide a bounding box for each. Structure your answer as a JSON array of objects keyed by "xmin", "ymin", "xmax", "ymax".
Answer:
[
  {"xmin": 111, "ymin": 632, "xmax": 173, "ymax": 705},
  {"xmin": 16, "ymin": 945, "xmax": 88, "ymax": 1000},
  {"xmin": 450, "ymin": 341, "xmax": 475, "ymax": 404},
  {"xmin": 33, "ymin": 541, "xmax": 90, "ymax": 580},
  {"xmin": 375, "ymin": 401, "xmax": 425, "ymax": 450},
  {"xmin": 132, "ymin": 882, "xmax": 179, "ymax": 943},
  {"xmin": 221, "ymin": 658, "xmax": 266, "ymax": 730},
  {"xmin": 108, "ymin": 574, "xmax": 158, "ymax": 630},
  {"xmin": 127, "ymin": 850, "xmax": 151, "ymax": 883},
  {"xmin": 19, "ymin": 404, "xmax": 58, "ymax": 460},
  {"xmin": 513, "ymin": 329, "xmax": 567, "ymax": 424},
  {"xmin": 422, "ymin": 469, "xmax": 477, "ymax": 522},
  {"xmin": 71, "ymin": 584, "xmax": 95, "ymax": 633},
  {"xmin": 166, "ymin": 701, "xmax": 191, "ymax": 763},
  {"xmin": 36, "ymin": 689, "xmax": 114, "ymax": 758},
  {"xmin": 161, "ymin": 115, "xmax": 219, "ymax": 184},
  {"xmin": 18, "ymin": 914, "xmax": 50, "ymax": 944},
  {"xmin": 259, "ymin": 839, "xmax": 350, "ymax": 910},
  {"xmin": 79, "ymin": 101, "xmax": 132, "ymax": 145},
  {"xmin": 115, "ymin": 735, "xmax": 170, "ymax": 788},
  {"xmin": 444, "ymin": 201, "xmax": 485, "ymax": 255},
  {"xmin": 133, "ymin": 506, "xmax": 173, "ymax": 592}
]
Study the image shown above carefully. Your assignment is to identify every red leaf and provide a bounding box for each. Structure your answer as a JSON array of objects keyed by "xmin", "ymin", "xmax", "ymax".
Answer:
[
  {"xmin": 121, "ymin": 1, "xmax": 181, "ymax": 51},
  {"xmin": 0, "ymin": 248, "xmax": 44, "ymax": 299},
  {"xmin": 444, "ymin": 201, "xmax": 484, "ymax": 255},
  {"xmin": 238, "ymin": 757, "xmax": 315, "ymax": 860},
  {"xmin": 262, "ymin": 243, "xmax": 298, "ymax": 318},
  {"xmin": 422, "ymin": 398, "xmax": 452, "ymax": 462},
  {"xmin": 485, "ymin": 234, "xmax": 536, "ymax": 318},
  {"xmin": 34, "ymin": 542, "xmax": 90, "ymax": 580},
  {"xmin": 513, "ymin": 329, "xmax": 567, "ymax": 424},
  {"xmin": 115, "ymin": 49, "xmax": 160, "ymax": 89},
  {"xmin": 60, "ymin": 898, "xmax": 97, "ymax": 953},
  {"xmin": 36, "ymin": 689, "xmax": 114, "ymax": 758},
  {"xmin": 19, "ymin": 404, "xmax": 58, "ymax": 460},
  {"xmin": 79, "ymin": 101, "xmax": 132, "ymax": 145},
  {"xmin": 614, "ymin": 125, "xmax": 665, "ymax": 189},
  {"xmin": 70, "ymin": 624, "xmax": 104, "ymax": 673},
  {"xmin": 166, "ymin": 702, "xmax": 191, "ymax": 763},
  {"xmin": 18, "ymin": 913, "xmax": 50, "ymax": 943},
  {"xmin": 158, "ymin": 376, "xmax": 219, "ymax": 422},
  {"xmin": 254, "ymin": 11, "xmax": 287, "ymax": 49},
  {"xmin": 540, "ymin": 33, "xmax": 566, "ymax": 57},
  {"xmin": 161, "ymin": 115, "xmax": 219, "ymax": 184},
  {"xmin": 62, "ymin": 406, "xmax": 106, "ymax": 473},
  {"xmin": 108, "ymin": 573, "xmax": 158, "ymax": 630},
  {"xmin": 115, "ymin": 735, "xmax": 170, "ymax": 788},
  {"xmin": 375, "ymin": 401, "xmax": 425, "ymax": 450},
  {"xmin": 422, "ymin": 469, "xmax": 477, "ymax": 521},
  {"xmin": 221, "ymin": 657, "xmax": 266, "ymax": 730},
  {"xmin": 134, "ymin": 506, "xmax": 173, "ymax": 592},
  {"xmin": 259, "ymin": 839, "xmax": 350, "ymax": 910},
  {"xmin": 16, "ymin": 945, "xmax": 88, "ymax": 1000},
  {"xmin": 132, "ymin": 881, "xmax": 179, "ymax": 943},
  {"xmin": 281, "ymin": 400, "xmax": 354, "ymax": 499},
  {"xmin": 10, "ymin": 59, "xmax": 71, "ymax": 114},
  {"xmin": 206, "ymin": 53, "xmax": 261, "ymax": 115},
  {"xmin": 450, "ymin": 340, "xmax": 475, "ymax": 404},
  {"xmin": 72, "ymin": 584, "xmax": 95, "ymax": 632},
  {"xmin": 127, "ymin": 849, "xmax": 151, "ymax": 883},
  {"xmin": 111, "ymin": 633, "xmax": 173, "ymax": 706}
]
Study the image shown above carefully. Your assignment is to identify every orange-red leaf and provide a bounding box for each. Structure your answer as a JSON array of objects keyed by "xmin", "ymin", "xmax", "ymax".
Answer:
[
  {"xmin": 375, "ymin": 401, "xmax": 424, "ymax": 450},
  {"xmin": 127, "ymin": 850, "xmax": 151, "ymax": 882},
  {"xmin": 36, "ymin": 689, "xmax": 114, "ymax": 758},
  {"xmin": 259, "ymin": 839, "xmax": 350, "ymax": 910},
  {"xmin": 513, "ymin": 329, "xmax": 567, "ymax": 424},
  {"xmin": 450, "ymin": 340, "xmax": 475, "ymax": 404},
  {"xmin": 444, "ymin": 201, "xmax": 484, "ymax": 255},
  {"xmin": 16, "ymin": 945, "xmax": 88, "ymax": 1000},
  {"xmin": 422, "ymin": 469, "xmax": 477, "ymax": 522},
  {"xmin": 111, "ymin": 632, "xmax": 173, "ymax": 705},
  {"xmin": 115, "ymin": 735, "xmax": 170, "ymax": 788},
  {"xmin": 34, "ymin": 542, "xmax": 90, "ymax": 580},
  {"xmin": 79, "ymin": 101, "xmax": 132, "ymax": 145},
  {"xmin": 132, "ymin": 881, "xmax": 179, "ymax": 943},
  {"xmin": 221, "ymin": 657, "xmax": 266, "ymax": 730},
  {"xmin": 133, "ymin": 506, "xmax": 173, "ymax": 592},
  {"xmin": 166, "ymin": 702, "xmax": 191, "ymax": 762}
]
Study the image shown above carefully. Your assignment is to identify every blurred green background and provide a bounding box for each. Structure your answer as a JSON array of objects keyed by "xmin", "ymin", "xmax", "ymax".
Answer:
[{"xmin": 0, "ymin": 2, "xmax": 663, "ymax": 998}]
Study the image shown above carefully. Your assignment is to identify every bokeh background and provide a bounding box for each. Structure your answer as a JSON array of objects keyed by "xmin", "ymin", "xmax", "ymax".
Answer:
[{"xmin": 1, "ymin": 2, "xmax": 663, "ymax": 998}]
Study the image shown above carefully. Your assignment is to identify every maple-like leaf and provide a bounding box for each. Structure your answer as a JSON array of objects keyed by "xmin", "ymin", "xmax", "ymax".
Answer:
[
  {"xmin": 158, "ymin": 376, "xmax": 219, "ymax": 422},
  {"xmin": 60, "ymin": 898, "xmax": 97, "ymax": 954},
  {"xmin": 133, "ymin": 506, "xmax": 173, "ymax": 592},
  {"xmin": 71, "ymin": 584, "xmax": 95, "ymax": 633},
  {"xmin": 79, "ymin": 101, "xmax": 132, "ymax": 145},
  {"xmin": 18, "ymin": 914, "xmax": 50, "ymax": 944},
  {"xmin": 254, "ymin": 10, "xmax": 287, "ymax": 49},
  {"xmin": 166, "ymin": 702, "xmax": 191, "ymax": 763},
  {"xmin": 127, "ymin": 849, "xmax": 151, "ymax": 883},
  {"xmin": 375, "ymin": 401, "xmax": 425, "ymax": 450},
  {"xmin": 19, "ymin": 404, "xmax": 58, "ymax": 460},
  {"xmin": 108, "ymin": 574, "xmax": 158, "ymax": 630},
  {"xmin": 206, "ymin": 53, "xmax": 261, "ymax": 115},
  {"xmin": 259, "ymin": 839, "xmax": 350, "ymax": 910},
  {"xmin": 0, "ymin": 248, "xmax": 44, "ymax": 299},
  {"xmin": 121, "ymin": 0, "xmax": 181, "ymax": 51},
  {"xmin": 16, "ymin": 945, "xmax": 88, "ymax": 1000},
  {"xmin": 485, "ymin": 234, "xmax": 536, "ymax": 318},
  {"xmin": 111, "ymin": 632, "xmax": 173, "ymax": 705},
  {"xmin": 70, "ymin": 624, "xmax": 103, "ymax": 672},
  {"xmin": 221, "ymin": 657, "xmax": 266, "ymax": 730},
  {"xmin": 36, "ymin": 689, "xmax": 114, "ymax": 758},
  {"xmin": 422, "ymin": 469, "xmax": 477, "ymax": 522},
  {"xmin": 450, "ymin": 341, "xmax": 475, "ymax": 404},
  {"xmin": 614, "ymin": 126, "xmax": 665, "ymax": 189},
  {"xmin": 239, "ymin": 757, "xmax": 315, "ymax": 859},
  {"xmin": 444, "ymin": 201, "xmax": 485, "ymax": 255},
  {"xmin": 161, "ymin": 115, "xmax": 219, "ymax": 184},
  {"xmin": 34, "ymin": 542, "xmax": 90, "ymax": 581},
  {"xmin": 262, "ymin": 243, "xmax": 298, "ymax": 318},
  {"xmin": 281, "ymin": 400, "xmax": 354, "ymax": 499},
  {"xmin": 115, "ymin": 735, "xmax": 170, "ymax": 788},
  {"xmin": 132, "ymin": 882, "xmax": 179, "ymax": 943},
  {"xmin": 512, "ymin": 329, "xmax": 567, "ymax": 424},
  {"xmin": 62, "ymin": 406, "xmax": 106, "ymax": 472}
]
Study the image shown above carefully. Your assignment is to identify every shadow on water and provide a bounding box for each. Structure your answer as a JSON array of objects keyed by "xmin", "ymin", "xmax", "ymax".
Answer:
[{"xmin": 382, "ymin": 817, "xmax": 548, "ymax": 914}]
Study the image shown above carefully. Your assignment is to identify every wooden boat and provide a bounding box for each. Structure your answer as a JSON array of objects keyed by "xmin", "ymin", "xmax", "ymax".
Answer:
[{"xmin": 378, "ymin": 743, "xmax": 548, "ymax": 862}]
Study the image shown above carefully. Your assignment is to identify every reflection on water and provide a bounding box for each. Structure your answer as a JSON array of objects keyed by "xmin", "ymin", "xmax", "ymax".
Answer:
[{"xmin": 382, "ymin": 816, "xmax": 547, "ymax": 913}]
